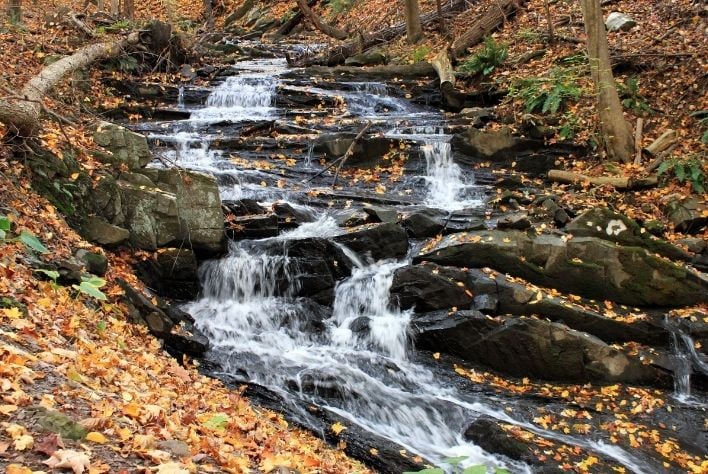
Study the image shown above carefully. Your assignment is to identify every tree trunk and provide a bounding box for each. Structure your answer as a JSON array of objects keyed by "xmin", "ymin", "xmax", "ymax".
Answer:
[
  {"xmin": 204, "ymin": 0, "xmax": 214, "ymax": 30},
  {"xmin": 436, "ymin": 0, "xmax": 446, "ymax": 35},
  {"xmin": 110, "ymin": 0, "xmax": 119, "ymax": 16},
  {"xmin": 296, "ymin": 0, "xmax": 348, "ymax": 40},
  {"xmin": 404, "ymin": 0, "xmax": 423, "ymax": 44},
  {"xmin": 123, "ymin": 0, "xmax": 133, "ymax": 19},
  {"xmin": 581, "ymin": 0, "xmax": 634, "ymax": 163},
  {"xmin": 450, "ymin": 0, "xmax": 527, "ymax": 59},
  {"xmin": 290, "ymin": 0, "xmax": 467, "ymax": 67},
  {"xmin": 0, "ymin": 36, "xmax": 137, "ymax": 137},
  {"xmin": 8, "ymin": 0, "xmax": 21, "ymax": 23}
]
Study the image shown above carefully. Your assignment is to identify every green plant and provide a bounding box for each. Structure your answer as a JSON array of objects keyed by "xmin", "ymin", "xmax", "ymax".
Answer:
[
  {"xmin": 617, "ymin": 77, "xmax": 653, "ymax": 115},
  {"xmin": 459, "ymin": 36, "xmax": 508, "ymax": 76},
  {"xmin": 690, "ymin": 110, "xmax": 708, "ymax": 144},
  {"xmin": 73, "ymin": 275, "xmax": 108, "ymax": 301},
  {"xmin": 0, "ymin": 216, "xmax": 49, "ymax": 253},
  {"xmin": 508, "ymin": 68, "xmax": 582, "ymax": 114},
  {"xmin": 516, "ymin": 28, "xmax": 542, "ymax": 43},
  {"xmin": 327, "ymin": 0, "xmax": 355, "ymax": 13},
  {"xmin": 657, "ymin": 155, "xmax": 706, "ymax": 194},
  {"xmin": 411, "ymin": 45, "xmax": 432, "ymax": 63},
  {"xmin": 558, "ymin": 112, "xmax": 579, "ymax": 140},
  {"xmin": 404, "ymin": 456, "xmax": 510, "ymax": 474}
]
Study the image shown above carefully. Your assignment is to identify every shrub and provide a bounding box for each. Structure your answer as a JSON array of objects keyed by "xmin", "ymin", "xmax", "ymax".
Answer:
[
  {"xmin": 507, "ymin": 68, "xmax": 582, "ymax": 114},
  {"xmin": 657, "ymin": 155, "xmax": 706, "ymax": 194},
  {"xmin": 617, "ymin": 76, "xmax": 653, "ymax": 115},
  {"xmin": 458, "ymin": 36, "xmax": 508, "ymax": 76}
]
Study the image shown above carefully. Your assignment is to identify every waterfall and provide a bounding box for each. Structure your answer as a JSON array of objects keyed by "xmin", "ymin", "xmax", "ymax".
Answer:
[
  {"xmin": 192, "ymin": 74, "xmax": 278, "ymax": 122},
  {"xmin": 422, "ymin": 139, "xmax": 471, "ymax": 210}
]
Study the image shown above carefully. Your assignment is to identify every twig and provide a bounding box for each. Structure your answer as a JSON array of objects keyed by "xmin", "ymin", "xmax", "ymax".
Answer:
[
  {"xmin": 332, "ymin": 121, "xmax": 372, "ymax": 187},
  {"xmin": 302, "ymin": 121, "xmax": 371, "ymax": 184},
  {"xmin": 68, "ymin": 11, "xmax": 95, "ymax": 37},
  {"xmin": 644, "ymin": 143, "xmax": 678, "ymax": 173},
  {"xmin": 633, "ymin": 117, "xmax": 643, "ymax": 165}
]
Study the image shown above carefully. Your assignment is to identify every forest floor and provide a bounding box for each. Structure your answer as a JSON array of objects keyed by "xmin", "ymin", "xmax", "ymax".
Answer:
[{"xmin": 0, "ymin": 0, "xmax": 706, "ymax": 473}]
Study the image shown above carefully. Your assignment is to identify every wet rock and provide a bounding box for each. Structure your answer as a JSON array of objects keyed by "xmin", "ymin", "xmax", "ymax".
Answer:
[
  {"xmin": 416, "ymin": 313, "xmax": 670, "ymax": 385},
  {"xmin": 335, "ymin": 209, "xmax": 371, "ymax": 227},
  {"xmin": 663, "ymin": 196, "xmax": 707, "ymax": 234},
  {"xmin": 272, "ymin": 201, "xmax": 316, "ymax": 226},
  {"xmin": 415, "ymin": 230, "xmax": 708, "ymax": 307},
  {"xmin": 496, "ymin": 212, "xmax": 531, "ymax": 230},
  {"xmin": 362, "ymin": 205, "xmax": 398, "ymax": 224},
  {"xmin": 606, "ymin": 12, "xmax": 637, "ymax": 32},
  {"xmin": 334, "ymin": 222, "xmax": 409, "ymax": 261},
  {"xmin": 400, "ymin": 208, "xmax": 446, "ymax": 238},
  {"xmin": 459, "ymin": 107, "xmax": 494, "ymax": 126},
  {"xmin": 566, "ymin": 207, "xmax": 690, "ymax": 261},
  {"xmin": 451, "ymin": 126, "xmax": 541, "ymax": 162},
  {"xmin": 118, "ymin": 279, "xmax": 209, "ymax": 357},
  {"xmin": 83, "ymin": 216, "xmax": 130, "ymax": 246},
  {"xmin": 226, "ymin": 214, "xmax": 280, "ymax": 240},
  {"xmin": 223, "ymin": 198, "xmax": 268, "ymax": 216},
  {"xmin": 135, "ymin": 248, "xmax": 200, "ymax": 300},
  {"xmin": 473, "ymin": 293, "xmax": 498, "ymax": 314},
  {"xmin": 75, "ymin": 249, "xmax": 108, "ymax": 276},
  {"xmin": 391, "ymin": 263, "xmax": 474, "ymax": 312},
  {"xmin": 93, "ymin": 121, "xmax": 152, "ymax": 171},
  {"xmin": 316, "ymin": 134, "xmax": 400, "ymax": 168}
]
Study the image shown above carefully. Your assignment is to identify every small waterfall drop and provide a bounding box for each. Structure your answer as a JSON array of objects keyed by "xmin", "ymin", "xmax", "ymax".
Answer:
[
  {"xmin": 422, "ymin": 139, "xmax": 472, "ymax": 210},
  {"xmin": 192, "ymin": 74, "xmax": 278, "ymax": 122}
]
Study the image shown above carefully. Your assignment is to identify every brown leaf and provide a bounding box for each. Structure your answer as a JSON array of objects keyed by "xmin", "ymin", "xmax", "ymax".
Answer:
[
  {"xmin": 43, "ymin": 449, "xmax": 91, "ymax": 474},
  {"xmin": 34, "ymin": 433, "xmax": 64, "ymax": 456}
]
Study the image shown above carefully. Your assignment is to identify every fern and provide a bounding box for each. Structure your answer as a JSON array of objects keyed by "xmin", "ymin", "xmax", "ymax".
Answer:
[{"xmin": 458, "ymin": 36, "xmax": 508, "ymax": 76}]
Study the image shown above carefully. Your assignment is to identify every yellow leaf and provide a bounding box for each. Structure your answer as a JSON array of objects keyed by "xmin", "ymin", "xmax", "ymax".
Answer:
[
  {"xmin": 6, "ymin": 465, "xmax": 33, "ymax": 474},
  {"xmin": 122, "ymin": 403, "xmax": 141, "ymax": 418},
  {"xmin": 330, "ymin": 422, "xmax": 346, "ymax": 435},
  {"xmin": 370, "ymin": 448, "xmax": 379, "ymax": 456},
  {"xmin": 86, "ymin": 432, "xmax": 107, "ymax": 444},
  {"xmin": 14, "ymin": 434, "xmax": 33, "ymax": 451},
  {"xmin": 2, "ymin": 307, "xmax": 22, "ymax": 319},
  {"xmin": 432, "ymin": 352, "xmax": 440, "ymax": 360},
  {"xmin": 0, "ymin": 404, "xmax": 18, "ymax": 416}
]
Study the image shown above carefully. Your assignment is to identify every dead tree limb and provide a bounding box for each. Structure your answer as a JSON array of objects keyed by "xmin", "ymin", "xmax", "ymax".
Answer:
[
  {"xmin": 290, "ymin": 0, "xmax": 468, "ymax": 67},
  {"xmin": 0, "ymin": 33, "xmax": 139, "ymax": 137},
  {"xmin": 273, "ymin": 0, "xmax": 319, "ymax": 39},
  {"xmin": 450, "ymin": 0, "xmax": 528, "ymax": 60},
  {"xmin": 303, "ymin": 122, "xmax": 372, "ymax": 184},
  {"xmin": 548, "ymin": 169, "xmax": 658, "ymax": 190},
  {"xmin": 644, "ymin": 143, "xmax": 678, "ymax": 173},
  {"xmin": 645, "ymin": 129, "xmax": 677, "ymax": 156},
  {"xmin": 332, "ymin": 121, "xmax": 372, "ymax": 187},
  {"xmin": 296, "ymin": 0, "xmax": 348, "ymax": 40},
  {"xmin": 68, "ymin": 12, "xmax": 95, "ymax": 37},
  {"xmin": 633, "ymin": 117, "xmax": 643, "ymax": 164}
]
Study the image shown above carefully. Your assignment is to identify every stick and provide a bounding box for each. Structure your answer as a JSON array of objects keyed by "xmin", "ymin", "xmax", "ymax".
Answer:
[
  {"xmin": 644, "ymin": 143, "xmax": 678, "ymax": 173},
  {"xmin": 633, "ymin": 117, "xmax": 643, "ymax": 165},
  {"xmin": 302, "ymin": 121, "xmax": 371, "ymax": 183},
  {"xmin": 332, "ymin": 121, "xmax": 372, "ymax": 187}
]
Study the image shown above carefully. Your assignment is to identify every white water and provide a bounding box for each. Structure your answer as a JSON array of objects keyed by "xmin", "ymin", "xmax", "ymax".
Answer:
[
  {"xmin": 167, "ymin": 55, "xmax": 653, "ymax": 473},
  {"xmin": 668, "ymin": 323, "xmax": 708, "ymax": 406}
]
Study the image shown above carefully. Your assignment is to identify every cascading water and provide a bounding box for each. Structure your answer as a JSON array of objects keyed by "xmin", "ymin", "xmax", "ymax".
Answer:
[
  {"xmin": 162, "ymin": 54, "xmax": 657, "ymax": 473},
  {"xmin": 666, "ymin": 318, "xmax": 708, "ymax": 405}
]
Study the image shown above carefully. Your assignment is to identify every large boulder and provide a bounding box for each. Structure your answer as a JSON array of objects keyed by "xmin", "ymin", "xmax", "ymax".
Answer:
[
  {"xmin": 93, "ymin": 122, "xmax": 152, "ymax": 171},
  {"xmin": 315, "ymin": 134, "xmax": 401, "ymax": 168},
  {"xmin": 135, "ymin": 248, "xmax": 200, "ymax": 300},
  {"xmin": 415, "ymin": 230, "xmax": 708, "ymax": 307},
  {"xmin": 334, "ymin": 222, "xmax": 409, "ymax": 261},
  {"xmin": 83, "ymin": 216, "xmax": 130, "ymax": 246},
  {"xmin": 117, "ymin": 180, "xmax": 181, "ymax": 250},
  {"xmin": 391, "ymin": 263, "xmax": 474, "ymax": 312},
  {"xmin": 414, "ymin": 312, "xmax": 670, "ymax": 385},
  {"xmin": 662, "ymin": 196, "xmax": 707, "ymax": 234},
  {"xmin": 566, "ymin": 207, "xmax": 690, "ymax": 261}
]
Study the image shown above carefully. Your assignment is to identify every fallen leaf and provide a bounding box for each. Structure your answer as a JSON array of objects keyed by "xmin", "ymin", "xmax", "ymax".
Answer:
[
  {"xmin": 330, "ymin": 422, "xmax": 346, "ymax": 435},
  {"xmin": 44, "ymin": 449, "xmax": 91, "ymax": 474},
  {"xmin": 14, "ymin": 434, "xmax": 34, "ymax": 451},
  {"xmin": 85, "ymin": 431, "xmax": 107, "ymax": 444},
  {"xmin": 34, "ymin": 433, "xmax": 64, "ymax": 456}
]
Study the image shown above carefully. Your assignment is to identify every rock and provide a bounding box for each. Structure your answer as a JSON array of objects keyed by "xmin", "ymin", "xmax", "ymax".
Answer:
[
  {"xmin": 643, "ymin": 219, "xmax": 666, "ymax": 236},
  {"xmin": 496, "ymin": 212, "xmax": 531, "ymax": 230},
  {"xmin": 112, "ymin": 169, "xmax": 224, "ymax": 253},
  {"xmin": 473, "ymin": 293, "xmax": 498, "ymax": 314},
  {"xmin": 118, "ymin": 279, "xmax": 209, "ymax": 357},
  {"xmin": 272, "ymin": 201, "xmax": 316, "ymax": 226},
  {"xmin": 390, "ymin": 263, "xmax": 474, "ymax": 312},
  {"xmin": 335, "ymin": 209, "xmax": 372, "ymax": 227},
  {"xmin": 344, "ymin": 51, "xmax": 387, "ymax": 66},
  {"xmin": 459, "ymin": 107, "xmax": 494, "ymax": 126},
  {"xmin": 415, "ymin": 313, "xmax": 670, "ymax": 385},
  {"xmin": 29, "ymin": 406, "xmax": 88, "ymax": 440},
  {"xmin": 566, "ymin": 208, "xmax": 690, "ymax": 261},
  {"xmin": 157, "ymin": 439, "xmax": 190, "ymax": 457},
  {"xmin": 678, "ymin": 237, "xmax": 707, "ymax": 254},
  {"xmin": 400, "ymin": 208, "xmax": 446, "ymax": 238},
  {"xmin": 118, "ymin": 171, "xmax": 154, "ymax": 187},
  {"xmin": 451, "ymin": 126, "xmax": 541, "ymax": 161},
  {"xmin": 75, "ymin": 249, "xmax": 108, "ymax": 276},
  {"xmin": 83, "ymin": 216, "xmax": 130, "ymax": 246},
  {"xmin": 316, "ymin": 134, "xmax": 399, "ymax": 168},
  {"xmin": 223, "ymin": 199, "xmax": 268, "ymax": 216},
  {"xmin": 663, "ymin": 196, "xmax": 707, "ymax": 234},
  {"xmin": 226, "ymin": 214, "xmax": 280, "ymax": 240},
  {"xmin": 135, "ymin": 248, "xmax": 200, "ymax": 300},
  {"xmin": 363, "ymin": 205, "xmax": 398, "ymax": 224},
  {"xmin": 415, "ymin": 230, "xmax": 708, "ymax": 307},
  {"xmin": 93, "ymin": 121, "xmax": 152, "ymax": 171},
  {"xmin": 334, "ymin": 222, "xmax": 409, "ymax": 262},
  {"xmin": 464, "ymin": 417, "xmax": 549, "ymax": 470},
  {"xmin": 606, "ymin": 12, "xmax": 637, "ymax": 32}
]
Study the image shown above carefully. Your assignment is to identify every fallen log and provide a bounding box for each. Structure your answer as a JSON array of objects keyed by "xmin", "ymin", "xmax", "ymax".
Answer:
[
  {"xmin": 293, "ymin": 62, "xmax": 436, "ymax": 79},
  {"xmin": 450, "ymin": 0, "xmax": 529, "ymax": 60},
  {"xmin": 645, "ymin": 129, "xmax": 677, "ymax": 156},
  {"xmin": 548, "ymin": 169, "xmax": 658, "ymax": 190},
  {"xmin": 296, "ymin": 0, "xmax": 348, "ymax": 40},
  {"xmin": 224, "ymin": 0, "xmax": 254, "ymax": 27},
  {"xmin": 272, "ymin": 0, "xmax": 318, "ymax": 39},
  {"xmin": 0, "ymin": 33, "xmax": 140, "ymax": 137},
  {"xmin": 290, "ymin": 0, "xmax": 467, "ymax": 67},
  {"xmin": 431, "ymin": 50, "xmax": 464, "ymax": 109}
]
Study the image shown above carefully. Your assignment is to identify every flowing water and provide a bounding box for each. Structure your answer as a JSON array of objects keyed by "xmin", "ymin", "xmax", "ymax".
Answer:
[{"xmin": 145, "ymin": 55, "xmax": 658, "ymax": 472}]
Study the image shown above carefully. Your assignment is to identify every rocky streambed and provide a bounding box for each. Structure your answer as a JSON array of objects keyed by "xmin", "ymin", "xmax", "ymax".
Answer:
[{"xmin": 82, "ymin": 43, "xmax": 708, "ymax": 473}]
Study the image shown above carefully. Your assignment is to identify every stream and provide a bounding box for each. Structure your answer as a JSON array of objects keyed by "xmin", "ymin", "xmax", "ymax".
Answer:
[{"xmin": 134, "ymin": 49, "xmax": 705, "ymax": 473}]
